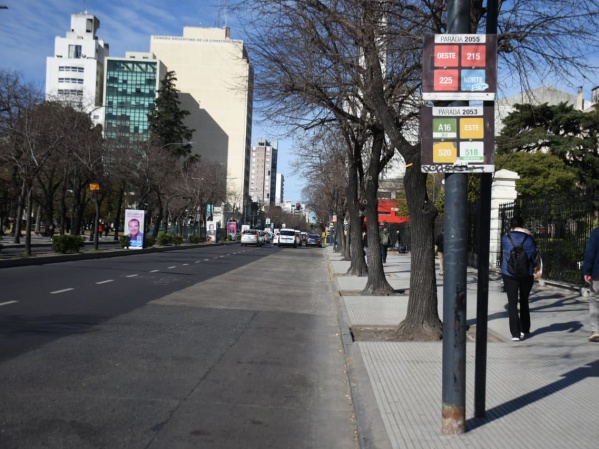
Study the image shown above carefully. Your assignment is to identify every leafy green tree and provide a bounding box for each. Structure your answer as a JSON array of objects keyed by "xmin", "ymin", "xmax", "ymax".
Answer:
[
  {"xmin": 147, "ymin": 71, "xmax": 194, "ymax": 158},
  {"xmin": 496, "ymin": 102, "xmax": 599, "ymax": 192},
  {"xmin": 495, "ymin": 152, "xmax": 577, "ymax": 197}
]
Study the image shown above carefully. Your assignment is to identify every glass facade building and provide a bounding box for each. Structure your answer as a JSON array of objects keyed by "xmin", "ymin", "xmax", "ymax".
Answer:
[{"xmin": 103, "ymin": 56, "xmax": 164, "ymax": 144}]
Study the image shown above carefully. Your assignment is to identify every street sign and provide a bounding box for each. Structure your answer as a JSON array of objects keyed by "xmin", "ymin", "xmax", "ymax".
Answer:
[
  {"xmin": 422, "ymin": 34, "xmax": 497, "ymax": 101},
  {"xmin": 421, "ymin": 106, "xmax": 494, "ymax": 173},
  {"xmin": 89, "ymin": 183, "xmax": 100, "ymax": 191}
]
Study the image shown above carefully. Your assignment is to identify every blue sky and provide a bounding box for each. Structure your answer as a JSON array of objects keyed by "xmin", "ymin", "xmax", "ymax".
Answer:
[{"xmin": 0, "ymin": 0, "xmax": 304, "ymax": 203}]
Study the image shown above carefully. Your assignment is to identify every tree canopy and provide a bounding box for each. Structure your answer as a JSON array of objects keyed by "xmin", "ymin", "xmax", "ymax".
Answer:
[
  {"xmin": 496, "ymin": 102, "xmax": 599, "ymax": 192},
  {"xmin": 147, "ymin": 71, "xmax": 194, "ymax": 158},
  {"xmin": 495, "ymin": 151, "xmax": 578, "ymax": 197}
]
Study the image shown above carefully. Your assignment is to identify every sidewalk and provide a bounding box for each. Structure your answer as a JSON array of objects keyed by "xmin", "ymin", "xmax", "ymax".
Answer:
[{"xmin": 326, "ymin": 246, "xmax": 598, "ymax": 449}]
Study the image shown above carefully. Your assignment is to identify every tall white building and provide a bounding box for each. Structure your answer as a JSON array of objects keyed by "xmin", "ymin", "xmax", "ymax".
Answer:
[
  {"xmin": 150, "ymin": 27, "xmax": 254, "ymax": 216},
  {"xmin": 45, "ymin": 12, "xmax": 109, "ymax": 118}
]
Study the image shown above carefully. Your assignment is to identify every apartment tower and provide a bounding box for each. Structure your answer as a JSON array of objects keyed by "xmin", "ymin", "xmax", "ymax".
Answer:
[
  {"xmin": 45, "ymin": 12, "xmax": 109, "ymax": 122},
  {"xmin": 150, "ymin": 27, "xmax": 254, "ymax": 216},
  {"xmin": 249, "ymin": 139, "xmax": 278, "ymax": 206}
]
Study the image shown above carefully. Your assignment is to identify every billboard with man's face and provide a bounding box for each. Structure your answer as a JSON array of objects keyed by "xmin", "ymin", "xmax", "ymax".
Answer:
[
  {"xmin": 207, "ymin": 220, "xmax": 216, "ymax": 243},
  {"xmin": 125, "ymin": 209, "xmax": 145, "ymax": 249}
]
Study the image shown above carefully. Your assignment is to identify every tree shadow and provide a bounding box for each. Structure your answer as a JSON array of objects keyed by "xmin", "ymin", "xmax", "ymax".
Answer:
[{"xmin": 467, "ymin": 359, "xmax": 599, "ymax": 430}]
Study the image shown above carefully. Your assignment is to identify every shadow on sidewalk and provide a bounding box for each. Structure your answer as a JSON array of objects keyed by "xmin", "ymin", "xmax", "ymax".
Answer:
[{"xmin": 467, "ymin": 359, "xmax": 599, "ymax": 430}]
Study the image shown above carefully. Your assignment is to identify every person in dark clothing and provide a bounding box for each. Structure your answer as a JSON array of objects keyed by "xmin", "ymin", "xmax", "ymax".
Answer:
[
  {"xmin": 501, "ymin": 217, "xmax": 539, "ymax": 341},
  {"xmin": 380, "ymin": 227, "xmax": 390, "ymax": 263},
  {"xmin": 582, "ymin": 226, "xmax": 599, "ymax": 342}
]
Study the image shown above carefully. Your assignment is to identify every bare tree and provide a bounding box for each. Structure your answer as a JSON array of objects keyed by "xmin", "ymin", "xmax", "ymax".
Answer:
[
  {"xmin": 0, "ymin": 70, "xmax": 42, "ymax": 244},
  {"xmin": 240, "ymin": 0, "xmax": 396, "ymax": 294},
  {"xmin": 238, "ymin": 0, "xmax": 599, "ymax": 338}
]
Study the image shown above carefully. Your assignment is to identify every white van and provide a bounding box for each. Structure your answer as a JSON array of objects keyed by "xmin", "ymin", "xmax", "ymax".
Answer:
[{"xmin": 278, "ymin": 229, "xmax": 298, "ymax": 248}]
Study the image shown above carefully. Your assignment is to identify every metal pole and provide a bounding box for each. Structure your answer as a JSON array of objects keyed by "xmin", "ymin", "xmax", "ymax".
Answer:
[
  {"xmin": 474, "ymin": 0, "xmax": 498, "ymax": 419},
  {"xmin": 442, "ymin": 0, "xmax": 470, "ymax": 435}
]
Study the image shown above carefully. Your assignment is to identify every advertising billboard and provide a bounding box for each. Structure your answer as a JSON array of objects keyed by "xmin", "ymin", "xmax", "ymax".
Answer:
[{"xmin": 124, "ymin": 209, "xmax": 145, "ymax": 249}]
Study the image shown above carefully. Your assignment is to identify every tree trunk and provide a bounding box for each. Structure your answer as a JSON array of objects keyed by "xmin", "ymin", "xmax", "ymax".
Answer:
[
  {"xmin": 13, "ymin": 181, "xmax": 26, "ymax": 244},
  {"xmin": 346, "ymin": 158, "xmax": 367, "ymax": 276},
  {"xmin": 113, "ymin": 183, "xmax": 126, "ymax": 240},
  {"xmin": 363, "ymin": 130, "xmax": 395, "ymax": 295},
  {"xmin": 24, "ymin": 186, "xmax": 32, "ymax": 256},
  {"xmin": 395, "ymin": 151, "xmax": 442, "ymax": 340}
]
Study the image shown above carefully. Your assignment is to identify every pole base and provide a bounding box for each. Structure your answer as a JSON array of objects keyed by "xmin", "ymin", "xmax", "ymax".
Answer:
[{"xmin": 442, "ymin": 405, "xmax": 465, "ymax": 434}]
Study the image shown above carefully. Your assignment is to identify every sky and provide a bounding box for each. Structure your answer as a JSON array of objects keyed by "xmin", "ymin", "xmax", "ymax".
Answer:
[{"xmin": 0, "ymin": 0, "xmax": 305, "ymax": 203}]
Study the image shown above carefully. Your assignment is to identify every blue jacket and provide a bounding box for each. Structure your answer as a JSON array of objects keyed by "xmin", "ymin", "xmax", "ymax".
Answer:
[
  {"xmin": 583, "ymin": 227, "xmax": 599, "ymax": 279},
  {"xmin": 501, "ymin": 230, "xmax": 538, "ymax": 277}
]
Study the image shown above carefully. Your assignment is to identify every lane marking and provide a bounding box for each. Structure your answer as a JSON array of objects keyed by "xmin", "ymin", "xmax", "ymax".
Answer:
[
  {"xmin": 168, "ymin": 266, "xmax": 176, "ymax": 269},
  {"xmin": 96, "ymin": 280, "xmax": 114, "ymax": 285},
  {"xmin": 149, "ymin": 270, "xmax": 159, "ymax": 273},
  {"xmin": 50, "ymin": 288, "xmax": 74, "ymax": 294},
  {"xmin": 126, "ymin": 274, "xmax": 138, "ymax": 278},
  {"xmin": 0, "ymin": 301, "xmax": 18, "ymax": 307},
  {"xmin": 183, "ymin": 263, "xmax": 189, "ymax": 266}
]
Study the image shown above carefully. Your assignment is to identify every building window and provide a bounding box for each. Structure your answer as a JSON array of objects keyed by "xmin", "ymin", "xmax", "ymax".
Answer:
[{"xmin": 68, "ymin": 45, "xmax": 82, "ymax": 59}]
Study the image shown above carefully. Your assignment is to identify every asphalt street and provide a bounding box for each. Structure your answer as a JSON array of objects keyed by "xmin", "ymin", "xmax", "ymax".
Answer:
[{"xmin": 0, "ymin": 243, "xmax": 357, "ymax": 449}]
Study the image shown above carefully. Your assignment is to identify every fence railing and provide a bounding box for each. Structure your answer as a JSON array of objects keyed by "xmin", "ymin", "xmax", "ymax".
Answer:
[
  {"xmin": 497, "ymin": 193, "xmax": 599, "ymax": 286},
  {"xmin": 396, "ymin": 192, "xmax": 599, "ymax": 287}
]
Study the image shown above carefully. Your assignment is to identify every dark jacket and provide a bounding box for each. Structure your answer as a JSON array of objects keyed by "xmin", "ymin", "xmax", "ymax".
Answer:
[
  {"xmin": 501, "ymin": 229, "xmax": 538, "ymax": 277},
  {"xmin": 435, "ymin": 233, "xmax": 444, "ymax": 253},
  {"xmin": 583, "ymin": 227, "xmax": 599, "ymax": 279}
]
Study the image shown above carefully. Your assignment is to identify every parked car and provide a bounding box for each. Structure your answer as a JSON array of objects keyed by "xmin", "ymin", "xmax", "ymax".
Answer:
[
  {"xmin": 295, "ymin": 230, "xmax": 302, "ymax": 246},
  {"xmin": 300, "ymin": 231, "xmax": 308, "ymax": 246},
  {"xmin": 241, "ymin": 229, "xmax": 262, "ymax": 246},
  {"xmin": 306, "ymin": 233, "xmax": 322, "ymax": 247},
  {"xmin": 258, "ymin": 231, "xmax": 266, "ymax": 245},
  {"xmin": 278, "ymin": 229, "xmax": 298, "ymax": 247},
  {"xmin": 262, "ymin": 231, "xmax": 271, "ymax": 244}
]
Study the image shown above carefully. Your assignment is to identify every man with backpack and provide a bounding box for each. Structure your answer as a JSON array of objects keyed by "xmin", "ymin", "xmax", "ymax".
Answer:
[{"xmin": 501, "ymin": 217, "xmax": 540, "ymax": 341}]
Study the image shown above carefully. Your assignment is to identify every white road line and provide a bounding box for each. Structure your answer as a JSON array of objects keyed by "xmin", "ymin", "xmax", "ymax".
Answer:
[
  {"xmin": 126, "ymin": 274, "xmax": 138, "ymax": 278},
  {"xmin": 183, "ymin": 263, "xmax": 189, "ymax": 266},
  {"xmin": 168, "ymin": 266, "xmax": 176, "ymax": 269},
  {"xmin": 149, "ymin": 270, "xmax": 159, "ymax": 273},
  {"xmin": 50, "ymin": 288, "xmax": 74, "ymax": 294},
  {"xmin": 203, "ymin": 259, "xmax": 210, "ymax": 262},
  {"xmin": 195, "ymin": 261, "xmax": 200, "ymax": 263},
  {"xmin": 96, "ymin": 280, "xmax": 114, "ymax": 285},
  {"xmin": 0, "ymin": 301, "xmax": 18, "ymax": 307}
]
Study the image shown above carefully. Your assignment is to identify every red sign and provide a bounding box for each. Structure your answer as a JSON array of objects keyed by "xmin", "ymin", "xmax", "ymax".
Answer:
[
  {"xmin": 433, "ymin": 69, "xmax": 459, "ymax": 91},
  {"xmin": 434, "ymin": 45, "xmax": 460, "ymax": 67},
  {"xmin": 461, "ymin": 45, "xmax": 486, "ymax": 67}
]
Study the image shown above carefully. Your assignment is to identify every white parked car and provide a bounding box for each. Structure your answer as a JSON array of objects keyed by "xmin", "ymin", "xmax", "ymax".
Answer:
[
  {"xmin": 277, "ymin": 229, "xmax": 298, "ymax": 248},
  {"xmin": 241, "ymin": 229, "xmax": 262, "ymax": 246}
]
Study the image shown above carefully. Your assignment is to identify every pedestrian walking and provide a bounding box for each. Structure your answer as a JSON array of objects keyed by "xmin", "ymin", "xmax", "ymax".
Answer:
[
  {"xmin": 501, "ymin": 217, "xmax": 539, "ymax": 341},
  {"xmin": 380, "ymin": 227, "xmax": 390, "ymax": 264},
  {"xmin": 435, "ymin": 230, "xmax": 444, "ymax": 276},
  {"xmin": 582, "ymin": 226, "xmax": 599, "ymax": 342}
]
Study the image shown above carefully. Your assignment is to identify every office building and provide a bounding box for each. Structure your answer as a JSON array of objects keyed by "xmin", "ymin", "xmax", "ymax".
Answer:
[
  {"xmin": 103, "ymin": 53, "xmax": 166, "ymax": 144},
  {"xmin": 45, "ymin": 12, "xmax": 109, "ymax": 121},
  {"xmin": 249, "ymin": 139, "xmax": 277, "ymax": 206},
  {"xmin": 150, "ymin": 27, "xmax": 254, "ymax": 216}
]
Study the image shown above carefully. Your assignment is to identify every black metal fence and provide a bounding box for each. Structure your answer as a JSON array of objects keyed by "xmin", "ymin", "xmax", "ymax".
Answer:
[
  {"xmin": 497, "ymin": 193, "xmax": 599, "ymax": 286},
  {"xmin": 396, "ymin": 192, "xmax": 599, "ymax": 287}
]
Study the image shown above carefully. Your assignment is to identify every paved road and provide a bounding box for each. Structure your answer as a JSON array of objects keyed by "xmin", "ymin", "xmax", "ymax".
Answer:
[{"xmin": 0, "ymin": 244, "xmax": 356, "ymax": 449}]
